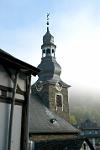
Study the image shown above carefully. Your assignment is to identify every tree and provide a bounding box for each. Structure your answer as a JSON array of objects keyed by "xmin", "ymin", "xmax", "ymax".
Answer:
[{"xmin": 69, "ymin": 114, "xmax": 77, "ymax": 125}]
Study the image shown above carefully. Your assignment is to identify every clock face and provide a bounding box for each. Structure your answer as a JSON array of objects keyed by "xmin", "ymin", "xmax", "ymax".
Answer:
[
  {"xmin": 55, "ymin": 82, "xmax": 62, "ymax": 91},
  {"xmin": 35, "ymin": 81, "xmax": 43, "ymax": 91}
]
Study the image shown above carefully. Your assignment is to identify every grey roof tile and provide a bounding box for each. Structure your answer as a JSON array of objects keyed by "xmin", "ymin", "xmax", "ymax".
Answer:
[{"xmin": 29, "ymin": 94, "xmax": 79, "ymax": 134}]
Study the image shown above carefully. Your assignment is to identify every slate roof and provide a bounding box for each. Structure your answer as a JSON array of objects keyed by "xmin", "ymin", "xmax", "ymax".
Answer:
[
  {"xmin": 0, "ymin": 48, "xmax": 39, "ymax": 76},
  {"xmin": 29, "ymin": 93, "xmax": 79, "ymax": 135},
  {"xmin": 41, "ymin": 27, "xmax": 56, "ymax": 49}
]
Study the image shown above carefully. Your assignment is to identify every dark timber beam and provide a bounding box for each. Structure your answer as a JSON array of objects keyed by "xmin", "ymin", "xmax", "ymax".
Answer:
[
  {"xmin": 8, "ymin": 71, "xmax": 19, "ymax": 150},
  {"xmin": 21, "ymin": 74, "xmax": 31, "ymax": 150},
  {"xmin": 85, "ymin": 138, "xmax": 95, "ymax": 150}
]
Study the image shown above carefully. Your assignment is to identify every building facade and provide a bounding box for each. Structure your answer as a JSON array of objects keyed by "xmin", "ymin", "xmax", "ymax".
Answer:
[{"xmin": 0, "ymin": 49, "xmax": 39, "ymax": 150}]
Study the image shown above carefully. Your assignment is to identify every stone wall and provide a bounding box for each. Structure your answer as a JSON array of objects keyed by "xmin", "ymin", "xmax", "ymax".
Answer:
[
  {"xmin": 32, "ymin": 82, "xmax": 69, "ymax": 121},
  {"xmin": 49, "ymin": 84, "xmax": 69, "ymax": 121}
]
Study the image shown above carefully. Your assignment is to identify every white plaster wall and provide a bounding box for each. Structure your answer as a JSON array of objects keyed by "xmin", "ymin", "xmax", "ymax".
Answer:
[
  {"xmin": 0, "ymin": 103, "xmax": 10, "ymax": 150},
  {"xmin": 0, "ymin": 104, "xmax": 22, "ymax": 150},
  {"xmin": 0, "ymin": 65, "xmax": 13, "ymax": 88},
  {"xmin": 0, "ymin": 65, "xmax": 26, "ymax": 92},
  {"xmin": 0, "ymin": 64, "xmax": 25, "ymax": 149},
  {"xmin": 11, "ymin": 105, "xmax": 22, "ymax": 150},
  {"xmin": 17, "ymin": 74, "xmax": 26, "ymax": 92}
]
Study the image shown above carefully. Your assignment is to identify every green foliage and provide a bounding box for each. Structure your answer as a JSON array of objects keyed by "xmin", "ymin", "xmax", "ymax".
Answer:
[
  {"xmin": 70, "ymin": 105, "xmax": 100, "ymax": 126},
  {"xmin": 69, "ymin": 89, "xmax": 100, "ymax": 126},
  {"xmin": 69, "ymin": 114, "xmax": 77, "ymax": 125}
]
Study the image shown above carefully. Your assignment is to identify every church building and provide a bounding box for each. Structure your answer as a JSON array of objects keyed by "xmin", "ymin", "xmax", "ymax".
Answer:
[
  {"xmin": 31, "ymin": 16, "xmax": 70, "ymax": 122},
  {"xmin": 29, "ymin": 16, "xmax": 80, "ymax": 150}
]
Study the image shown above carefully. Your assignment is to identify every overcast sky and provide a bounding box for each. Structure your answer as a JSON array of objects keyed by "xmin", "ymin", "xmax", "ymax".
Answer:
[{"xmin": 0, "ymin": 0, "xmax": 100, "ymax": 94}]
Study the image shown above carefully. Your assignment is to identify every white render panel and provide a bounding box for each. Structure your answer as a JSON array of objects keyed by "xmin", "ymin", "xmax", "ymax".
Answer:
[
  {"xmin": 11, "ymin": 105, "xmax": 22, "ymax": 150},
  {"xmin": 0, "ymin": 65, "xmax": 26, "ymax": 92},
  {"xmin": 0, "ymin": 65, "xmax": 13, "ymax": 88},
  {"xmin": 17, "ymin": 75, "xmax": 26, "ymax": 92},
  {"xmin": 0, "ymin": 104, "xmax": 22, "ymax": 150},
  {"xmin": 0, "ymin": 103, "xmax": 10, "ymax": 150}
]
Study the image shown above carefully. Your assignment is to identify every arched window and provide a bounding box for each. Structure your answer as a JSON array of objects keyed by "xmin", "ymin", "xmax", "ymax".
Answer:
[
  {"xmin": 46, "ymin": 48, "xmax": 50, "ymax": 54},
  {"xmin": 52, "ymin": 49, "xmax": 54, "ymax": 53},
  {"xmin": 43, "ymin": 49, "xmax": 45, "ymax": 53},
  {"xmin": 55, "ymin": 93, "xmax": 63, "ymax": 111},
  {"xmin": 42, "ymin": 49, "xmax": 46, "ymax": 57}
]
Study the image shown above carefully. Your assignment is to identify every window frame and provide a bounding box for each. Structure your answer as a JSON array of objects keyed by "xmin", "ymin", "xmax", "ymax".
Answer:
[{"xmin": 55, "ymin": 93, "xmax": 63, "ymax": 111}]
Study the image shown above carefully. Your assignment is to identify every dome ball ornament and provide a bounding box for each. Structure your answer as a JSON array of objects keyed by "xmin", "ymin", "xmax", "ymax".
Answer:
[{"xmin": 47, "ymin": 13, "xmax": 50, "ymax": 26}]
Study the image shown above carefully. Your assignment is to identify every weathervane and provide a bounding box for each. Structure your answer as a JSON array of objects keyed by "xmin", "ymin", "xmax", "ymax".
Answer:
[{"xmin": 47, "ymin": 13, "xmax": 50, "ymax": 26}]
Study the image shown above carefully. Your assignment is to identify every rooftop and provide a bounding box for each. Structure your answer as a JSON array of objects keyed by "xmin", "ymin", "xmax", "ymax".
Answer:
[{"xmin": 29, "ymin": 93, "xmax": 79, "ymax": 141}]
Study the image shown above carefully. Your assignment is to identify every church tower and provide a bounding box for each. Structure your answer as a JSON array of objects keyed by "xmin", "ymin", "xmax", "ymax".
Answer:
[{"xmin": 32, "ymin": 14, "xmax": 70, "ymax": 121}]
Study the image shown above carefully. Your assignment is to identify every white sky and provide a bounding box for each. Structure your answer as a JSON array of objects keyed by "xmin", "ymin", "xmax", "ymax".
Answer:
[{"xmin": 0, "ymin": 0, "xmax": 100, "ymax": 94}]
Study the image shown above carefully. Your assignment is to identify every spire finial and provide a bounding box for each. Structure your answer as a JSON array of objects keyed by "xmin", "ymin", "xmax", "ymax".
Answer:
[{"xmin": 47, "ymin": 13, "xmax": 50, "ymax": 26}]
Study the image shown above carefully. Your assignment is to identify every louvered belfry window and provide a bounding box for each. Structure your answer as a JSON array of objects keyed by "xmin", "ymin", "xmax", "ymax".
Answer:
[{"xmin": 56, "ymin": 94, "xmax": 62, "ymax": 107}]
